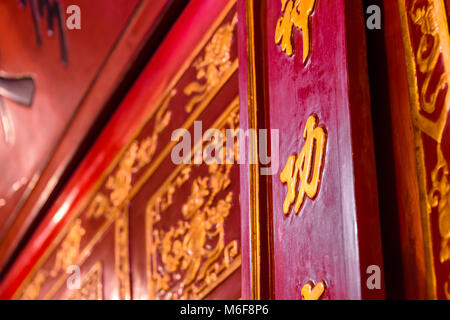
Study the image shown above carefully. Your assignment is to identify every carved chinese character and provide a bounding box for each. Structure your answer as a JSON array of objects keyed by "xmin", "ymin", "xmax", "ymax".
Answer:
[
  {"xmin": 280, "ymin": 115, "xmax": 327, "ymax": 215},
  {"xmin": 301, "ymin": 280, "xmax": 326, "ymax": 300},
  {"xmin": 275, "ymin": 0, "xmax": 317, "ymax": 63}
]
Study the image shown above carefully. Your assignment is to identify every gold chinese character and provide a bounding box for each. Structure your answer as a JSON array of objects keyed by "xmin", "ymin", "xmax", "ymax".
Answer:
[
  {"xmin": 301, "ymin": 281, "xmax": 326, "ymax": 300},
  {"xmin": 280, "ymin": 115, "xmax": 327, "ymax": 215},
  {"xmin": 274, "ymin": 0, "xmax": 317, "ymax": 63}
]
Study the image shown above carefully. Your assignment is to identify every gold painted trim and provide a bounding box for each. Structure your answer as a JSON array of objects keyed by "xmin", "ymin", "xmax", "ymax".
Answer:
[
  {"xmin": 13, "ymin": 0, "xmax": 238, "ymax": 300},
  {"xmin": 245, "ymin": 0, "xmax": 262, "ymax": 300},
  {"xmin": 197, "ymin": 256, "xmax": 241, "ymax": 300},
  {"xmin": 115, "ymin": 207, "xmax": 131, "ymax": 300}
]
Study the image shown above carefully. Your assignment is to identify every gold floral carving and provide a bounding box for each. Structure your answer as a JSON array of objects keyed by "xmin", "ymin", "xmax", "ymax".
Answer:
[
  {"xmin": 275, "ymin": 0, "xmax": 317, "ymax": 63},
  {"xmin": 146, "ymin": 104, "xmax": 240, "ymax": 300},
  {"xmin": 184, "ymin": 13, "xmax": 238, "ymax": 113},
  {"xmin": 280, "ymin": 115, "xmax": 327, "ymax": 215},
  {"xmin": 51, "ymin": 219, "xmax": 85, "ymax": 277},
  {"xmin": 104, "ymin": 89, "xmax": 176, "ymax": 210},
  {"xmin": 301, "ymin": 281, "xmax": 326, "ymax": 300},
  {"xmin": 20, "ymin": 219, "xmax": 86, "ymax": 299},
  {"xmin": 409, "ymin": 1, "xmax": 450, "ymax": 261},
  {"xmin": 409, "ymin": 1, "xmax": 450, "ymax": 266},
  {"xmin": 21, "ymin": 271, "xmax": 48, "ymax": 300},
  {"xmin": 68, "ymin": 262, "xmax": 103, "ymax": 300},
  {"xmin": 409, "ymin": 0, "xmax": 449, "ymax": 141},
  {"xmin": 86, "ymin": 89, "xmax": 176, "ymax": 300},
  {"xmin": 428, "ymin": 147, "xmax": 450, "ymax": 263},
  {"xmin": 400, "ymin": 0, "xmax": 450, "ymax": 297}
]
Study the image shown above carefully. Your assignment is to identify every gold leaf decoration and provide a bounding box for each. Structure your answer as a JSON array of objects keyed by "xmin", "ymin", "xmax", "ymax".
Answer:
[
  {"xmin": 146, "ymin": 103, "xmax": 240, "ymax": 300},
  {"xmin": 68, "ymin": 262, "xmax": 103, "ymax": 300},
  {"xmin": 184, "ymin": 14, "xmax": 238, "ymax": 113}
]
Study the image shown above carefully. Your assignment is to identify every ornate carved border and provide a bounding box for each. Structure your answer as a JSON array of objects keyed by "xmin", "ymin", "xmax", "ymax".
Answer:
[
  {"xmin": 145, "ymin": 98, "xmax": 241, "ymax": 300},
  {"xmin": 399, "ymin": 0, "xmax": 450, "ymax": 299},
  {"xmin": 68, "ymin": 261, "xmax": 103, "ymax": 300}
]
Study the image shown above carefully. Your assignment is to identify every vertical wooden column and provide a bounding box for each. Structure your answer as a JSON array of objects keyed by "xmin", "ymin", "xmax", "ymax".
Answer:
[{"xmin": 238, "ymin": 0, "xmax": 385, "ymax": 300}]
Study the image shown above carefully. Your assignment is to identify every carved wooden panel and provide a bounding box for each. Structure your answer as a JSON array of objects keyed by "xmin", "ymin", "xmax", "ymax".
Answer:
[
  {"xmin": 0, "ymin": 0, "xmax": 240, "ymax": 300},
  {"xmin": 384, "ymin": 0, "xmax": 450, "ymax": 299},
  {"xmin": 400, "ymin": 0, "xmax": 450, "ymax": 299}
]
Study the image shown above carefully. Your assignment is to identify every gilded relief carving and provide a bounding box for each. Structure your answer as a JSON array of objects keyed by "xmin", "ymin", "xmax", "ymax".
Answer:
[
  {"xmin": 408, "ymin": 0, "xmax": 450, "ymax": 264},
  {"xmin": 51, "ymin": 219, "xmax": 85, "ymax": 277},
  {"xmin": 184, "ymin": 14, "xmax": 238, "ymax": 113},
  {"xmin": 21, "ymin": 271, "xmax": 47, "ymax": 300},
  {"xmin": 20, "ymin": 218, "xmax": 86, "ymax": 299},
  {"xmin": 85, "ymin": 90, "xmax": 176, "ymax": 300},
  {"xmin": 400, "ymin": 0, "xmax": 450, "ymax": 297},
  {"xmin": 68, "ymin": 262, "xmax": 103, "ymax": 300},
  {"xmin": 104, "ymin": 89, "xmax": 176, "ymax": 210},
  {"xmin": 87, "ymin": 194, "xmax": 113, "ymax": 220},
  {"xmin": 409, "ymin": 1, "xmax": 450, "ymax": 266},
  {"xmin": 115, "ymin": 210, "xmax": 131, "ymax": 300},
  {"xmin": 146, "ymin": 103, "xmax": 240, "ymax": 300},
  {"xmin": 275, "ymin": 0, "xmax": 317, "ymax": 63},
  {"xmin": 149, "ymin": 168, "xmax": 192, "ymax": 222},
  {"xmin": 409, "ymin": 0, "xmax": 449, "ymax": 141},
  {"xmin": 280, "ymin": 115, "xmax": 327, "ymax": 215},
  {"xmin": 428, "ymin": 146, "xmax": 450, "ymax": 263},
  {"xmin": 410, "ymin": 1, "xmax": 447, "ymax": 115}
]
